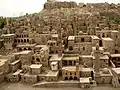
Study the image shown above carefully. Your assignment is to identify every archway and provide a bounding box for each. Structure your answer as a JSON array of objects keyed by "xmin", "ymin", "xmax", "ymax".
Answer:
[
  {"xmin": 36, "ymin": 58, "xmax": 40, "ymax": 62},
  {"xmin": 27, "ymin": 39, "xmax": 29, "ymax": 42},
  {"xmin": 102, "ymin": 33, "xmax": 105, "ymax": 37},
  {"xmin": 81, "ymin": 38, "xmax": 85, "ymax": 42},
  {"xmin": 19, "ymin": 48, "xmax": 22, "ymax": 51},
  {"xmin": 21, "ymin": 39, "xmax": 23, "ymax": 43},
  {"xmin": 28, "ymin": 47, "xmax": 32, "ymax": 50},
  {"xmin": 24, "ymin": 48, "xmax": 27, "ymax": 50},
  {"xmin": 69, "ymin": 46, "xmax": 73, "ymax": 51},
  {"xmin": 74, "ymin": 76, "xmax": 78, "ymax": 80},
  {"xmin": 24, "ymin": 39, "xmax": 26, "ymax": 43},
  {"xmin": 65, "ymin": 77, "xmax": 68, "ymax": 80},
  {"xmin": 69, "ymin": 76, "xmax": 73, "ymax": 80},
  {"xmin": 18, "ymin": 39, "xmax": 20, "ymax": 43}
]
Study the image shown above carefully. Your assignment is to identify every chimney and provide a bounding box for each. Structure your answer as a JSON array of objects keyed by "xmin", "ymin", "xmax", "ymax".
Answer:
[{"xmin": 58, "ymin": 28, "xmax": 62, "ymax": 57}]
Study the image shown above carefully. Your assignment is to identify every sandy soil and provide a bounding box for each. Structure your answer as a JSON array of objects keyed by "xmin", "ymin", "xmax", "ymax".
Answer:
[{"xmin": 0, "ymin": 82, "xmax": 119, "ymax": 90}]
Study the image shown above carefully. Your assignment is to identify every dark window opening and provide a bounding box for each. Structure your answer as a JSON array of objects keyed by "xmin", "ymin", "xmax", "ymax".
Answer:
[
  {"xmin": 36, "ymin": 58, "xmax": 40, "ymax": 62},
  {"xmin": 81, "ymin": 38, "xmax": 85, "ymax": 42},
  {"xmin": 65, "ymin": 77, "xmax": 68, "ymax": 80},
  {"xmin": 69, "ymin": 46, "xmax": 73, "ymax": 51},
  {"xmin": 102, "ymin": 33, "xmax": 105, "ymax": 37},
  {"xmin": 69, "ymin": 61, "xmax": 72, "ymax": 66},
  {"xmin": 24, "ymin": 48, "xmax": 27, "ymax": 50},
  {"xmin": 69, "ymin": 76, "xmax": 73, "ymax": 80},
  {"xmin": 74, "ymin": 76, "xmax": 77, "ymax": 80}
]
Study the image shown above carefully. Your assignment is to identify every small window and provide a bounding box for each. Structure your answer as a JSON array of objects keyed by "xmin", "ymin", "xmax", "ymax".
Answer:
[
  {"xmin": 83, "ymin": 47, "xmax": 85, "ymax": 50},
  {"xmin": 70, "ymin": 72, "xmax": 72, "ymax": 75},
  {"xmin": 81, "ymin": 38, "xmax": 84, "ymax": 42},
  {"xmin": 102, "ymin": 33, "xmax": 105, "ymax": 37}
]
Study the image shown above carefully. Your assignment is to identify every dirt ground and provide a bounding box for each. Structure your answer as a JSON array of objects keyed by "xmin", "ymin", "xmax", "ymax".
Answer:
[{"xmin": 0, "ymin": 82, "xmax": 119, "ymax": 90}]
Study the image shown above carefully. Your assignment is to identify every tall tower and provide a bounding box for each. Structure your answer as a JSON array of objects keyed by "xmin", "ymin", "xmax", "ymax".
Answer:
[
  {"xmin": 94, "ymin": 43, "xmax": 101, "ymax": 77},
  {"xmin": 58, "ymin": 28, "xmax": 62, "ymax": 57}
]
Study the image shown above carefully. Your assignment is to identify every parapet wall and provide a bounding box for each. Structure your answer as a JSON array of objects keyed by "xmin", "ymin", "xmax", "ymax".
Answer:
[{"xmin": 44, "ymin": 1, "xmax": 77, "ymax": 9}]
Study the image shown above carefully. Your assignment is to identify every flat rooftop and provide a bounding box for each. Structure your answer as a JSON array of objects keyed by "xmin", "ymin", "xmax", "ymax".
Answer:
[
  {"xmin": 110, "ymin": 30, "xmax": 119, "ymax": 33},
  {"xmin": 112, "ymin": 68, "xmax": 120, "ymax": 74},
  {"xmin": 80, "ymin": 55, "xmax": 94, "ymax": 58},
  {"xmin": 51, "ymin": 61, "xmax": 58, "ymax": 65},
  {"xmin": 46, "ymin": 70, "xmax": 59, "ymax": 77},
  {"xmin": 13, "ymin": 69, "xmax": 23, "ymax": 75},
  {"xmin": 47, "ymin": 40, "xmax": 56, "ymax": 42},
  {"xmin": 100, "ymin": 55, "xmax": 109, "ymax": 60},
  {"xmin": 0, "ymin": 59, "xmax": 8, "ymax": 67},
  {"xmin": 68, "ymin": 36, "xmax": 75, "ymax": 40},
  {"xmin": 1, "ymin": 34, "xmax": 15, "ymax": 37},
  {"xmin": 35, "ymin": 45, "xmax": 46, "ymax": 48},
  {"xmin": 111, "ymin": 54, "xmax": 120, "ymax": 58},
  {"xmin": 52, "ymin": 34, "xmax": 58, "ymax": 37},
  {"xmin": 79, "ymin": 78, "xmax": 90, "ymax": 83},
  {"xmin": 91, "ymin": 35, "xmax": 99, "ymax": 40},
  {"xmin": 19, "ymin": 51, "xmax": 31, "ymax": 55},
  {"xmin": 81, "ymin": 68, "xmax": 91, "ymax": 72},
  {"xmin": 62, "ymin": 66, "xmax": 77, "ymax": 71},
  {"xmin": 30, "ymin": 64, "xmax": 42, "ymax": 69},
  {"xmin": 62, "ymin": 66, "xmax": 91, "ymax": 72},
  {"xmin": 49, "ymin": 54, "xmax": 63, "ymax": 61},
  {"xmin": 17, "ymin": 43, "xmax": 36, "ymax": 47},
  {"xmin": 63, "ymin": 56, "xmax": 79, "ymax": 61},
  {"xmin": 102, "ymin": 38, "xmax": 113, "ymax": 41}
]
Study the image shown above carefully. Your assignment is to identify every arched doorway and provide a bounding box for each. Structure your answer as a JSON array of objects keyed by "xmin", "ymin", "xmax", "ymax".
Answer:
[
  {"xmin": 27, "ymin": 39, "xmax": 29, "ymax": 42},
  {"xmin": 102, "ymin": 33, "xmax": 105, "ymax": 37},
  {"xmin": 65, "ymin": 77, "xmax": 68, "ymax": 80},
  {"xmin": 18, "ymin": 39, "xmax": 20, "ymax": 43},
  {"xmin": 74, "ymin": 76, "xmax": 78, "ymax": 80},
  {"xmin": 21, "ymin": 39, "xmax": 23, "ymax": 43},
  {"xmin": 36, "ymin": 58, "xmax": 40, "ymax": 62},
  {"xmin": 19, "ymin": 48, "xmax": 22, "ymax": 51},
  {"xmin": 91, "ymin": 71, "xmax": 94, "ymax": 80},
  {"xmin": 69, "ymin": 76, "xmax": 73, "ymax": 80},
  {"xmin": 69, "ymin": 46, "xmax": 73, "ymax": 51},
  {"xmin": 24, "ymin": 39, "xmax": 26, "ymax": 43}
]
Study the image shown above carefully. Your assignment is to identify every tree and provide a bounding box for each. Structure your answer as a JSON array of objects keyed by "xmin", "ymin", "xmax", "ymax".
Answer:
[{"xmin": 0, "ymin": 17, "xmax": 6, "ymax": 29}]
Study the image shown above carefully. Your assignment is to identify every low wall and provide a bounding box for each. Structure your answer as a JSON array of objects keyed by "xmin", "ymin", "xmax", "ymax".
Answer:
[{"xmin": 33, "ymin": 81, "xmax": 80, "ymax": 88}]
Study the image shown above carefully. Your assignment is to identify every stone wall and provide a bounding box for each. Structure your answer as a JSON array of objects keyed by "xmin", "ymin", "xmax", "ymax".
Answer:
[{"xmin": 44, "ymin": 1, "xmax": 77, "ymax": 10}]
